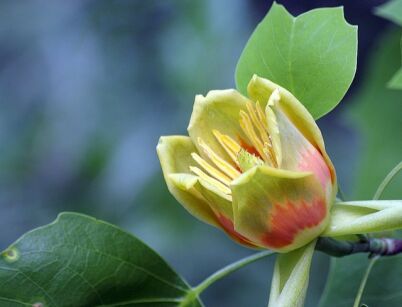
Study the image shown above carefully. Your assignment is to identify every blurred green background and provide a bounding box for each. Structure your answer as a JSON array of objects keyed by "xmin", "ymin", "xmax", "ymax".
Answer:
[{"xmin": 0, "ymin": 1, "xmax": 400, "ymax": 306}]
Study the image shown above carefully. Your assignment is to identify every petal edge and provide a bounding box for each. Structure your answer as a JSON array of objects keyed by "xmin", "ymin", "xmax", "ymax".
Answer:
[{"xmin": 157, "ymin": 136, "xmax": 218, "ymax": 226}]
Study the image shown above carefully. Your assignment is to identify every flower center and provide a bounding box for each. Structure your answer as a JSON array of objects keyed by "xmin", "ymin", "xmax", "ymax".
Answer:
[{"xmin": 190, "ymin": 89, "xmax": 282, "ymax": 196}]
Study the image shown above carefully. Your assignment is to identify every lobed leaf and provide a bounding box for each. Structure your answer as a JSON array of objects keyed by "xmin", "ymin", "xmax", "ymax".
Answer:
[{"xmin": 236, "ymin": 3, "xmax": 357, "ymax": 119}]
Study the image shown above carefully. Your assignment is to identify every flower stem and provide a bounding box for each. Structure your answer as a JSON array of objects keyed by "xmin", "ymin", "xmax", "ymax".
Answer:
[
  {"xmin": 192, "ymin": 250, "xmax": 274, "ymax": 296},
  {"xmin": 352, "ymin": 256, "xmax": 379, "ymax": 307},
  {"xmin": 337, "ymin": 185, "xmax": 347, "ymax": 201},
  {"xmin": 373, "ymin": 161, "xmax": 402, "ymax": 200},
  {"xmin": 351, "ymin": 160, "xmax": 402, "ymax": 306}
]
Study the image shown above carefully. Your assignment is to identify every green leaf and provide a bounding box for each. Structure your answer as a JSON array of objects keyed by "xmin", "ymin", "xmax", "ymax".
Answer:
[
  {"xmin": 349, "ymin": 29, "xmax": 402, "ymax": 200},
  {"xmin": 388, "ymin": 67, "xmax": 402, "ymax": 89},
  {"xmin": 319, "ymin": 255, "xmax": 402, "ymax": 307},
  {"xmin": 319, "ymin": 29, "xmax": 402, "ymax": 307},
  {"xmin": 235, "ymin": 3, "xmax": 357, "ymax": 119},
  {"xmin": 388, "ymin": 37, "xmax": 402, "ymax": 89},
  {"xmin": 375, "ymin": 0, "xmax": 402, "ymax": 26},
  {"xmin": 0, "ymin": 212, "xmax": 202, "ymax": 307},
  {"xmin": 376, "ymin": 1, "xmax": 402, "ymax": 89}
]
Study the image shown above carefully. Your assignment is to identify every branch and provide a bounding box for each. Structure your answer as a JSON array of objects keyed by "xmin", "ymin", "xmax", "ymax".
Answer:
[{"xmin": 316, "ymin": 237, "xmax": 402, "ymax": 257}]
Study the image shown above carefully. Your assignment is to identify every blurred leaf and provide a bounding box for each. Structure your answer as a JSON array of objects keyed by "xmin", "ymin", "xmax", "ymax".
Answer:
[
  {"xmin": 0, "ymin": 212, "xmax": 202, "ymax": 307},
  {"xmin": 79, "ymin": 139, "xmax": 112, "ymax": 181},
  {"xmin": 348, "ymin": 29, "xmax": 402, "ymax": 200},
  {"xmin": 376, "ymin": 0, "xmax": 402, "ymax": 90},
  {"xmin": 388, "ymin": 37, "xmax": 402, "ymax": 89},
  {"xmin": 131, "ymin": 172, "xmax": 198, "ymax": 236},
  {"xmin": 389, "ymin": 67, "xmax": 402, "ymax": 89},
  {"xmin": 319, "ymin": 29, "xmax": 402, "ymax": 307},
  {"xmin": 235, "ymin": 3, "xmax": 357, "ymax": 119},
  {"xmin": 319, "ymin": 254, "xmax": 402, "ymax": 307},
  {"xmin": 375, "ymin": 0, "xmax": 402, "ymax": 26}
]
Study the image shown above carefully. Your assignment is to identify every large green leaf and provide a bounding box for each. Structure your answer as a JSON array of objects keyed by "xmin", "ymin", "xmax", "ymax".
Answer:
[
  {"xmin": 0, "ymin": 213, "xmax": 202, "ymax": 307},
  {"xmin": 235, "ymin": 3, "xmax": 357, "ymax": 119},
  {"xmin": 348, "ymin": 30, "xmax": 402, "ymax": 200},
  {"xmin": 375, "ymin": 0, "xmax": 402, "ymax": 26},
  {"xmin": 320, "ymin": 254, "xmax": 402, "ymax": 307},
  {"xmin": 319, "ymin": 29, "xmax": 402, "ymax": 307}
]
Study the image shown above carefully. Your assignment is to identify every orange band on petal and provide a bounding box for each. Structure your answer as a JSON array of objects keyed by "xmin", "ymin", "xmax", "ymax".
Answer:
[
  {"xmin": 217, "ymin": 214, "xmax": 257, "ymax": 248},
  {"xmin": 261, "ymin": 199, "xmax": 327, "ymax": 249}
]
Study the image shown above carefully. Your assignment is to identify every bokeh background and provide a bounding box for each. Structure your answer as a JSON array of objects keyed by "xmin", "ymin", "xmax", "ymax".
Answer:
[{"xmin": 0, "ymin": 0, "xmax": 401, "ymax": 306}]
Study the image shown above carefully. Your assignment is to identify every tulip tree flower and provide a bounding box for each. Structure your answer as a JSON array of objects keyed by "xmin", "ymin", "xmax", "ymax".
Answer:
[{"xmin": 157, "ymin": 75, "xmax": 402, "ymax": 306}]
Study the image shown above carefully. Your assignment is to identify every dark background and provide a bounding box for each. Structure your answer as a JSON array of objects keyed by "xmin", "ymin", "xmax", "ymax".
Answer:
[{"xmin": 0, "ymin": 1, "xmax": 401, "ymax": 306}]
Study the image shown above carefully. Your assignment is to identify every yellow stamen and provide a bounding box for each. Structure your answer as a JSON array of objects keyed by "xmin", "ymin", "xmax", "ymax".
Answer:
[
  {"xmin": 239, "ymin": 110, "xmax": 269, "ymax": 161},
  {"xmin": 191, "ymin": 153, "xmax": 231, "ymax": 186},
  {"xmin": 263, "ymin": 142, "xmax": 276, "ymax": 166},
  {"xmin": 188, "ymin": 90, "xmax": 284, "ymax": 197},
  {"xmin": 198, "ymin": 138, "xmax": 241, "ymax": 179},
  {"xmin": 255, "ymin": 100, "xmax": 277, "ymax": 163},
  {"xmin": 265, "ymin": 89, "xmax": 282, "ymax": 167},
  {"xmin": 212, "ymin": 130, "xmax": 241, "ymax": 165},
  {"xmin": 189, "ymin": 166, "xmax": 231, "ymax": 195},
  {"xmin": 255, "ymin": 101, "xmax": 267, "ymax": 130},
  {"xmin": 246, "ymin": 102, "xmax": 269, "ymax": 145}
]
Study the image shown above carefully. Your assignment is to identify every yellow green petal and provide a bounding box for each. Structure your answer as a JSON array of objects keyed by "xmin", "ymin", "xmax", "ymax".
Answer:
[
  {"xmin": 268, "ymin": 240, "xmax": 316, "ymax": 307},
  {"xmin": 194, "ymin": 177, "xmax": 234, "ymax": 221},
  {"xmin": 157, "ymin": 136, "xmax": 218, "ymax": 226},
  {"xmin": 231, "ymin": 165, "xmax": 330, "ymax": 252},
  {"xmin": 168, "ymin": 170, "xmax": 256, "ymax": 247},
  {"xmin": 169, "ymin": 173, "xmax": 255, "ymax": 248},
  {"xmin": 187, "ymin": 89, "xmax": 251, "ymax": 164},
  {"xmin": 323, "ymin": 200, "xmax": 402, "ymax": 237},
  {"xmin": 247, "ymin": 75, "xmax": 337, "ymax": 186}
]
